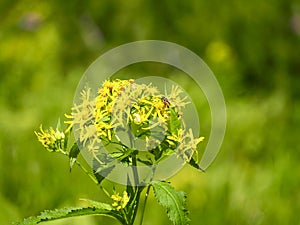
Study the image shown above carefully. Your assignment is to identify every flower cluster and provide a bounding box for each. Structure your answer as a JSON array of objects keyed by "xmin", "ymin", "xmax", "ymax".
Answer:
[
  {"xmin": 172, "ymin": 129, "xmax": 205, "ymax": 162},
  {"xmin": 35, "ymin": 125, "xmax": 65, "ymax": 152},
  {"xmin": 62, "ymin": 79, "xmax": 203, "ymax": 165},
  {"xmin": 31, "ymin": 78, "xmax": 205, "ymax": 225},
  {"xmin": 111, "ymin": 191, "xmax": 130, "ymax": 211}
]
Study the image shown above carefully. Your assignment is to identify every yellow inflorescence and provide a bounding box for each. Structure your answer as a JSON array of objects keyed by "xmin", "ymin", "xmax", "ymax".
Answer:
[
  {"xmin": 34, "ymin": 125, "xmax": 65, "ymax": 152},
  {"xmin": 64, "ymin": 79, "xmax": 171, "ymax": 142},
  {"xmin": 111, "ymin": 191, "xmax": 130, "ymax": 211},
  {"xmin": 62, "ymin": 79, "xmax": 204, "ymax": 163}
]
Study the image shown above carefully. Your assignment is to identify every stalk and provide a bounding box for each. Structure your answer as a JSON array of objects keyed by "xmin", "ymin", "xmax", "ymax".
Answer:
[{"xmin": 138, "ymin": 185, "xmax": 151, "ymax": 225}]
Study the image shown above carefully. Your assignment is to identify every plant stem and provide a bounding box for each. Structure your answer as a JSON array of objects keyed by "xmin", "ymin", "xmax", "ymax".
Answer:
[
  {"xmin": 127, "ymin": 123, "xmax": 139, "ymax": 187},
  {"xmin": 139, "ymin": 185, "xmax": 151, "ymax": 225},
  {"xmin": 129, "ymin": 154, "xmax": 141, "ymax": 224},
  {"xmin": 138, "ymin": 166, "xmax": 156, "ymax": 225},
  {"xmin": 132, "ymin": 154, "xmax": 139, "ymax": 186},
  {"xmin": 129, "ymin": 186, "xmax": 143, "ymax": 225}
]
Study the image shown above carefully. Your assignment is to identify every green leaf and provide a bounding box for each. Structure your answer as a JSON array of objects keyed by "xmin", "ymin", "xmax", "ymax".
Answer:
[
  {"xmin": 151, "ymin": 181, "xmax": 190, "ymax": 225},
  {"xmin": 69, "ymin": 142, "xmax": 80, "ymax": 171},
  {"xmin": 13, "ymin": 205, "xmax": 125, "ymax": 225},
  {"xmin": 93, "ymin": 165, "xmax": 115, "ymax": 184},
  {"xmin": 93, "ymin": 155, "xmax": 115, "ymax": 184},
  {"xmin": 188, "ymin": 158, "xmax": 205, "ymax": 172},
  {"xmin": 137, "ymin": 158, "xmax": 153, "ymax": 166}
]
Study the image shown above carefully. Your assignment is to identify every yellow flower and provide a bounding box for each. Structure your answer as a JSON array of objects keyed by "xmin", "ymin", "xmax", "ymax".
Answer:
[
  {"xmin": 111, "ymin": 191, "xmax": 130, "ymax": 211},
  {"xmin": 112, "ymin": 202, "xmax": 118, "ymax": 207},
  {"xmin": 34, "ymin": 125, "xmax": 65, "ymax": 152},
  {"xmin": 166, "ymin": 85, "xmax": 189, "ymax": 108},
  {"xmin": 122, "ymin": 191, "xmax": 130, "ymax": 208},
  {"xmin": 166, "ymin": 129, "xmax": 183, "ymax": 146},
  {"xmin": 132, "ymin": 106, "xmax": 153, "ymax": 125},
  {"xmin": 79, "ymin": 124, "xmax": 97, "ymax": 146},
  {"xmin": 111, "ymin": 193, "xmax": 122, "ymax": 202},
  {"xmin": 64, "ymin": 88, "xmax": 95, "ymax": 134},
  {"xmin": 175, "ymin": 129, "xmax": 205, "ymax": 163}
]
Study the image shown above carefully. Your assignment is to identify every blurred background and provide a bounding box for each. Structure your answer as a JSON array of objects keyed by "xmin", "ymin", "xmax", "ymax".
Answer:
[{"xmin": 1, "ymin": 0, "xmax": 300, "ymax": 224}]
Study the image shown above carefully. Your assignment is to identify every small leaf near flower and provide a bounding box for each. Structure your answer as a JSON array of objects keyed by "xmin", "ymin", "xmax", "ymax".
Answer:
[{"xmin": 69, "ymin": 143, "xmax": 80, "ymax": 171}]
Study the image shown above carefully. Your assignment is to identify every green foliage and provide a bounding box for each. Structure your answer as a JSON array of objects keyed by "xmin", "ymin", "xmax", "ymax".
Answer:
[
  {"xmin": 151, "ymin": 181, "xmax": 190, "ymax": 225},
  {"xmin": 13, "ymin": 205, "xmax": 125, "ymax": 225}
]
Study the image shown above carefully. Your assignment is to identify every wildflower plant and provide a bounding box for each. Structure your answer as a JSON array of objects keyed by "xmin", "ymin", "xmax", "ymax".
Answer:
[{"xmin": 15, "ymin": 79, "xmax": 205, "ymax": 225}]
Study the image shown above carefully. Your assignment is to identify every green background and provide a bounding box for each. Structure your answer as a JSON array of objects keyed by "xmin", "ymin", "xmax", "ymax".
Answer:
[{"xmin": 1, "ymin": 0, "xmax": 300, "ymax": 224}]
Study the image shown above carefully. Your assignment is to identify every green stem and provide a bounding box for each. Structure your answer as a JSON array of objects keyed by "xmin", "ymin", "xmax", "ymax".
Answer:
[
  {"xmin": 132, "ymin": 154, "xmax": 139, "ymax": 186},
  {"xmin": 138, "ymin": 166, "xmax": 156, "ymax": 225},
  {"xmin": 129, "ymin": 154, "xmax": 141, "ymax": 224},
  {"xmin": 128, "ymin": 186, "xmax": 143, "ymax": 225},
  {"xmin": 127, "ymin": 123, "xmax": 139, "ymax": 187},
  {"xmin": 139, "ymin": 185, "xmax": 151, "ymax": 225}
]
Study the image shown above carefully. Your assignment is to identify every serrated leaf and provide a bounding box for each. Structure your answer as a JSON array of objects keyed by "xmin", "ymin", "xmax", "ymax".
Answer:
[
  {"xmin": 188, "ymin": 158, "xmax": 205, "ymax": 172},
  {"xmin": 13, "ymin": 206, "xmax": 125, "ymax": 225},
  {"xmin": 151, "ymin": 181, "xmax": 190, "ymax": 225},
  {"xmin": 69, "ymin": 143, "xmax": 80, "ymax": 171}
]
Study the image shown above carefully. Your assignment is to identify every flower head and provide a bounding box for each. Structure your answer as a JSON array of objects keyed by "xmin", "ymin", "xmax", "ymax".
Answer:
[
  {"xmin": 34, "ymin": 125, "xmax": 65, "ymax": 152},
  {"xmin": 63, "ymin": 79, "xmax": 203, "ymax": 165}
]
